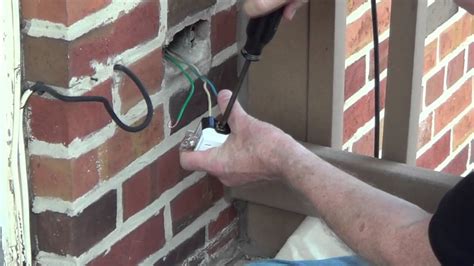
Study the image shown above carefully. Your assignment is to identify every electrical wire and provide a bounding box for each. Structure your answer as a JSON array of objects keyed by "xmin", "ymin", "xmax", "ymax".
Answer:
[
  {"xmin": 28, "ymin": 64, "xmax": 154, "ymax": 133},
  {"xmin": 371, "ymin": 0, "xmax": 381, "ymax": 159},
  {"xmin": 164, "ymin": 53, "xmax": 196, "ymax": 128},
  {"xmin": 165, "ymin": 49, "xmax": 218, "ymax": 96},
  {"xmin": 203, "ymin": 82, "xmax": 212, "ymax": 116}
]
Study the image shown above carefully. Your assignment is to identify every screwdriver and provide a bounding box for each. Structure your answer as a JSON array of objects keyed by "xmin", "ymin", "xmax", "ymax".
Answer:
[{"xmin": 217, "ymin": 7, "xmax": 285, "ymax": 131}]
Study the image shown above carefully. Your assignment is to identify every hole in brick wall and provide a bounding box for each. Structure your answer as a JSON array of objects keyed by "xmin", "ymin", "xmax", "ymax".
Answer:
[{"xmin": 164, "ymin": 20, "xmax": 211, "ymax": 79}]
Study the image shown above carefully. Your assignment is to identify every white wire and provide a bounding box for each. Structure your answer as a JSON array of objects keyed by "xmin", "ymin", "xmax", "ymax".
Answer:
[
  {"xmin": 167, "ymin": 50, "xmax": 213, "ymax": 117},
  {"xmin": 203, "ymin": 82, "xmax": 212, "ymax": 117}
]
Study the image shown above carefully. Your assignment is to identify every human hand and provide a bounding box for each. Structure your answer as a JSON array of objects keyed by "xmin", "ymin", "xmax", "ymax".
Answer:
[
  {"xmin": 244, "ymin": 0, "xmax": 308, "ymax": 20},
  {"xmin": 180, "ymin": 90, "xmax": 295, "ymax": 187}
]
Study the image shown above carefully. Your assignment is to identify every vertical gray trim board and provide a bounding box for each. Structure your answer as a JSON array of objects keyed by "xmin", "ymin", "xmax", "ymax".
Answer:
[
  {"xmin": 382, "ymin": 0, "xmax": 427, "ymax": 164},
  {"xmin": 306, "ymin": 0, "xmax": 346, "ymax": 148}
]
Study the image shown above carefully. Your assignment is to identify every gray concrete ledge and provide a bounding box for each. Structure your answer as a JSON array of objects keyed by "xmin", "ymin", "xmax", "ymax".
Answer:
[{"xmin": 230, "ymin": 143, "xmax": 462, "ymax": 215}]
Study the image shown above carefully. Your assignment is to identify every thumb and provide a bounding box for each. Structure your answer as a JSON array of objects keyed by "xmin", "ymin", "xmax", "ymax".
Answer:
[
  {"xmin": 180, "ymin": 149, "xmax": 212, "ymax": 171},
  {"xmin": 244, "ymin": 0, "xmax": 289, "ymax": 17},
  {"xmin": 217, "ymin": 90, "xmax": 246, "ymax": 127}
]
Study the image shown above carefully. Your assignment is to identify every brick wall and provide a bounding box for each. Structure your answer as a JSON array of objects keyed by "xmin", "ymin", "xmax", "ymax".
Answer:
[
  {"xmin": 22, "ymin": 0, "xmax": 239, "ymax": 264},
  {"xmin": 344, "ymin": 0, "xmax": 473, "ymax": 176}
]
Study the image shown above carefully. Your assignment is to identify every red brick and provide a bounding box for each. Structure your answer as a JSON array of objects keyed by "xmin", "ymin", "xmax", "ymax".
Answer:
[
  {"xmin": 70, "ymin": 1, "xmax": 160, "ymax": 78},
  {"xmin": 155, "ymin": 228, "xmax": 205, "ymax": 266},
  {"xmin": 439, "ymin": 14, "xmax": 472, "ymax": 60},
  {"xmin": 453, "ymin": 108, "xmax": 474, "ymax": 150},
  {"xmin": 347, "ymin": 0, "xmax": 367, "ymax": 14},
  {"xmin": 31, "ymin": 149, "xmax": 99, "ymax": 201},
  {"xmin": 424, "ymin": 40, "xmax": 438, "ymax": 75},
  {"xmin": 369, "ymin": 38, "xmax": 389, "ymax": 80},
  {"xmin": 346, "ymin": 0, "xmax": 391, "ymax": 57},
  {"xmin": 29, "ymin": 80, "xmax": 113, "ymax": 145},
  {"xmin": 21, "ymin": 0, "xmax": 111, "ymax": 26},
  {"xmin": 89, "ymin": 212, "xmax": 165, "ymax": 266},
  {"xmin": 97, "ymin": 106, "xmax": 164, "ymax": 179},
  {"xmin": 442, "ymin": 146, "xmax": 469, "ymax": 176},
  {"xmin": 344, "ymin": 92, "xmax": 374, "ymax": 142},
  {"xmin": 122, "ymin": 145, "xmax": 191, "ymax": 220},
  {"xmin": 171, "ymin": 176, "xmax": 223, "ymax": 234},
  {"xmin": 36, "ymin": 191, "xmax": 116, "ymax": 256},
  {"xmin": 123, "ymin": 166, "xmax": 153, "ymax": 220},
  {"xmin": 352, "ymin": 130, "xmax": 374, "ymax": 157},
  {"xmin": 345, "ymin": 56, "xmax": 366, "ymax": 100},
  {"xmin": 119, "ymin": 48, "xmax": 163, "ymax": 114},
  {"xmin": 208, "ymin": 206, "xmax": 238, "ymax": 239},
  {"xmin": 150, "ymin": 145, "xmax": 192, "ymax": 195},
  {"xmin": 417, "ymin": 132, "xmax": 451, "ymax": 170},
  {"xmin": 434, "ymin": 79, "xmax": 472, "ymax": 134},
  {"xmin": 469, "ymin": 42, "xmax": 474, "ymax": 71},
  {"xmin": 425, "ymin": 68, "xmax": 445, "ymax": 106},
  {"xmin": 446, "ymin": 50, "xmax": 466, "ymax": 88},
  {"xmin": 417, "ymin": 113, "xmax": 433, "ymax": 149},
  {"xmin": 211, "ymin": 7, "xmax": 237, "ymax": 55}
]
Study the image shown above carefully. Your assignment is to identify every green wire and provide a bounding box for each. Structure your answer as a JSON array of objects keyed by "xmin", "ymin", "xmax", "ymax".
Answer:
[
  {"xmin": 164, "ymin": 53, "xmax": 195, "ymax": 125},
  {"xmin": 165, "ymin": 50, "xmax": 218, "ymax": 96}
]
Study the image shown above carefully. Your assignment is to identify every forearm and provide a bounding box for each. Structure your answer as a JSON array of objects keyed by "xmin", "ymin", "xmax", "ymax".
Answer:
[{"xmin": 277, "ymin": 139, "xmax": 439, "ymax": 265}]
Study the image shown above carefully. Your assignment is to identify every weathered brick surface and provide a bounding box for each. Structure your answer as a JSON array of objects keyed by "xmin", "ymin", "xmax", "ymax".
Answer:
[
  {"xmin": 346, "ymin": 0, "xmax": 391, "ymax": 57},
  {"xmin": 97, "ymin": 106, "xmax": 164, "ymax": 179},
  {"xmin": 24, "ymin": 1, "xmax": 160, "ymax": 87},
  {"xmin": 207, "ymin": 227, "xmax": 238, "ymax": 256},
  {"xmin": 446, "ymin": 50, "xmax": 466, "ymax": 88},
  {"xmin": 69, "ymin": 1, "xmax": 160, "ymax": 78},
  {"xmin": 208, "ymin": 206, "xmax": 238, "ymax": 239},
  {"xmin": 347, "ymin": 0, "xmax": 366, "ymax": 14},
  {"xmin": 119, "ymin": 48, "xmax": 164, "ymax": 114},
  {"xmin": 417, "ymin": 132, "xmax": 451, "ymax": 169},
  {"xmin": 352, "ymin": 130, "xmax": 375, "ymax": 157},
  {"xmin": 168, "ymin": 0, "xmax": 216, "ymax": 27},
  {"xmin": 89, "ymin": 212, "xmax": 165, "ymax": 266},
  {"xmin": 442, "ymin": 146, "xmax": 469, "ymax": 176},
  {"xmin": 369, "ymin": 38, "xmax": 389, "ymax": 80},
  {"xmin": 36, "ymin": 191, "xmax": 116, "ymax": 256},
  {"xmin": 434, "ymin": 79, "xmax": 472, "ymax": 134},
  {"xmin": 21, "ymin": 0, "xmax": 111, "ymax": 26},
  {"xmin": 211, "ymin": 7, "xmax": 237, "ymax": 55},
  {"xmin": 439, "ymin": 14, "xmax": 471, "ymax": 60},
  {"xmin": 345, "ymin": 56, "xmax": 366, "ymax": 100},
  {"xmin": 154, "ymin": 228, "xmax": 206, "ymax": 266},
  {"xmin": 425, "ymin": 68, "xmax": 445, "ymax": 106},
  {"xmin": 453, "ymin": 109, "xmax": 473, "ymax": 150},
  {"xmin": 424, "ymin": 40, "xmax": 438, "ymax": 75},
  {"xmin": 418, "ymin": 113, "xmax": 433, "ymax": 149},
  {"xmin": 469, "ymin": 42, "xmax": 474, "ymax": 71},
  {"xmin": 122, "ymin": 145, "xmax": 191, "ymax": 220},
  {"xmin": 31, "ymin": 149, "xmax": 99, "ymax": 201},
  {"xmin": 29, "ymin": 80, "xmax": 113, "ymax": 145},
  {"xmin": 171, "ymin": 176, "xmax": 223, "ymax": 234}
]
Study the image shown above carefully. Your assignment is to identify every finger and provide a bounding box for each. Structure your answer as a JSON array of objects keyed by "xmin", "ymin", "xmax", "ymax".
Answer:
[
  {"xmin": 180, "ymin": 149, "xmax": 212, "ymax": 171},
  {"xmin": 284, "ymin": 0, "xmax": 307, "ymax": 20},
  {"xmin": 244, "ymin": 0, "xmax": 289, "ymax": 17},
  {"xmin": 217, "ymin": 90, "xmax": 246, "ymax": 127}
]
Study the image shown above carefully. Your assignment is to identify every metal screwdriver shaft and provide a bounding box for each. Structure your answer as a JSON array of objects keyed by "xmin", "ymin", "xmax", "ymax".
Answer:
[{"xmin": 218, "ymin": 60, "xmax": 251, "ymax": 129}]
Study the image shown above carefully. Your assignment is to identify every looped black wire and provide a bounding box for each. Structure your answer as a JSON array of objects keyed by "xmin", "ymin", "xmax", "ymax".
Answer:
[{"xmin": 29, "ymin": 64, "xmax": 154, "ymax": 133}]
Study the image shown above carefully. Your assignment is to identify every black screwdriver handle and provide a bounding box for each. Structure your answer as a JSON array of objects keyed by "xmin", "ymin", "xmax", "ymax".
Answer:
[{"xmin": 242, "ymin": 7, "xmax": 285, "ymax": 61}]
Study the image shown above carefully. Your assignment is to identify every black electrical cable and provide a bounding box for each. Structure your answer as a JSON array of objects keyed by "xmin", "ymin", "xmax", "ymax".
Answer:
[
  {"xmin": 29, "ymin": 64, "xmax": 154, "ymax": 133},
  {"xmin": 370, "ymin": 0, "xmax": 381, "ymax": 158}
]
